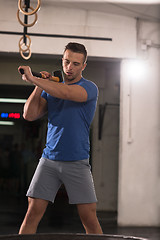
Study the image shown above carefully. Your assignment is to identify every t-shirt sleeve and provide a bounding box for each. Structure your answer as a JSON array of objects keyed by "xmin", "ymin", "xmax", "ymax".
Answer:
[
  {"xmin": 80, "ymin": 80, "xmax": 98, "ymax": 101},
  {"xmin": 41, "ymin": 90, "xmax": 48, "ymax": 101}
]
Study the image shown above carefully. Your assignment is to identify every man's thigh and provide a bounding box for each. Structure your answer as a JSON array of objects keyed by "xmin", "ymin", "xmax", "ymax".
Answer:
[
  {"xmin": 27, "ymin": 158, "xmax": 62, "ymax": 202},
  {"xmin": 27, "ymin": 197, "xmax": 49, "ymax": 215},
  {"xmin": 61, "ymin": 159, "xmax": 97, "ymax": 204}
]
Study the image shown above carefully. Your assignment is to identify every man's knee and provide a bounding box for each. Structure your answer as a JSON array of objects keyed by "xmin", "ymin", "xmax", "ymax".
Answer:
[
  {"xmin": 77, "ymin": 203, "xmax": 97, "ymax": 221},
  {"xmin": 77, "ymin": 203, "xmax": 102, "ymax": 234},
  {"xmin": 25, "ymin": 197, "xmax": 48, "ymax": 223}
]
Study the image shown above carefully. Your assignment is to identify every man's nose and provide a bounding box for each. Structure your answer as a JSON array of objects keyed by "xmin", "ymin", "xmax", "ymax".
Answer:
[{"xmin": 68, "ymin": 63, "xmax": 73, "ymax": 70}]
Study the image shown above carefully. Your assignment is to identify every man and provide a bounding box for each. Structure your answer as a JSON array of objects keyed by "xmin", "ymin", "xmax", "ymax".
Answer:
[{"xmin": 18, "ymin": 42, "xmax": 103, "ymax": 234}]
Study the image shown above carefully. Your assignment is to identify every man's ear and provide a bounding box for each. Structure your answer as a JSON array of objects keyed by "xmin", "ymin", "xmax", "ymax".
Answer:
[{"xmin": 82, "ymin": 63, "xmax": 87, "ymax": 71}]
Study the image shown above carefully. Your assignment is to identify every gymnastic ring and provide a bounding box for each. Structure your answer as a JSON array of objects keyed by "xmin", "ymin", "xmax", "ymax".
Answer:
[
  {"xmin": 17, "ymin": 7, "xmax": 38, "ymax": 27},
  {"xmin": 19, "ymin": 37, "xmax": 31, "ymax": 53},
  {"xmin": 20, "ymin": 48, "xmax": 32, "ymax": 60},
  {"xmin": 18, "ymin": 0, "xmax": 41, "ymax": 15},
  {"xmin": 19, "ymin": 43, "xmax": 31, "ymax": 54},
  {"xmin": 19, "ymin": 35, "xmax": 31, "ymax": 52}
]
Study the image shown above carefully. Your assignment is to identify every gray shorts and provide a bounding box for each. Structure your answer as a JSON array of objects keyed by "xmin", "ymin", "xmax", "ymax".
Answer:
[{"xmin": 26, "ymin": 157, "xmax": 97, "ymax": 204}]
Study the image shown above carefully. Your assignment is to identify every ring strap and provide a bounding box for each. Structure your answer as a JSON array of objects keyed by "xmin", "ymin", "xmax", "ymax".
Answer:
[{"xmin": 18, "ymin": 0, "xmax": 41, "ymax": 15}]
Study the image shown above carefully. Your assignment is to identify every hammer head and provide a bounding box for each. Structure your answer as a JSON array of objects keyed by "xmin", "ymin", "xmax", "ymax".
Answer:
[{"xmin": 53, "ymin": 70, "xmax": 63, "ymax": 83}]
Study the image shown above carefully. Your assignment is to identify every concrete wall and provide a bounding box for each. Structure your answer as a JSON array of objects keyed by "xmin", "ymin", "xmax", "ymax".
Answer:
[{"xmin": 118, "ymin": 20, "xmax": 160, "ymax": 226}]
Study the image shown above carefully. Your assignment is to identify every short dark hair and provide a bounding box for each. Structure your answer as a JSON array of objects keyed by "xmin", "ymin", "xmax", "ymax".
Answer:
[{"xmin": 64, "ymin": 42, "xmax": 87, "ymax": 63}]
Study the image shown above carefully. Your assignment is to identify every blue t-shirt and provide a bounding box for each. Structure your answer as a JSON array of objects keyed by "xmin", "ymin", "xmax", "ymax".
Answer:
[{"xmin": 41, "ymin": 77, "xmax": 98, "ymax": 161}]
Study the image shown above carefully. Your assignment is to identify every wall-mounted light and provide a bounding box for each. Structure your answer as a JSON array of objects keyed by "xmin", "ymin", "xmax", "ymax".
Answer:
[
  {"xmin": 0, "ymin": 98, "xmax": 26, "ymax": 103},
  {"xmin": 0, "ymin": 121, "xmax": 15, "ymax": 126}
]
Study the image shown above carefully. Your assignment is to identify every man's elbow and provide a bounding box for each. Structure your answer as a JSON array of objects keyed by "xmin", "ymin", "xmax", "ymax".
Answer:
[{"xmin": 23, "ymin": 112, "xmax": 35, "ymax": 121}]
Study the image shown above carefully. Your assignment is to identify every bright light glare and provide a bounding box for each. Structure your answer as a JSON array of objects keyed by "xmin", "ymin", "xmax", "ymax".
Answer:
[
  {"xmin": 124, "ymin": 60, "xmax": 147, "ymax": 80},
  {"xmin": 0, "ymin": 121, "xmax": 14, "ymax": 126}
]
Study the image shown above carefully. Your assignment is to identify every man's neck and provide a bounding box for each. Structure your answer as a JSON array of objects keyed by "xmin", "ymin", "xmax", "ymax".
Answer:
[{"xmin": 65, "ymin": 76, "xmax": 82, "ymax": 85}]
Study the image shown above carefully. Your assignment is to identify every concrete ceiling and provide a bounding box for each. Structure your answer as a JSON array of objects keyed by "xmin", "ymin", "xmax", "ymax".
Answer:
[{"xmin": 44, "ymin": 0, "xmax": 160, "ymax": 22}]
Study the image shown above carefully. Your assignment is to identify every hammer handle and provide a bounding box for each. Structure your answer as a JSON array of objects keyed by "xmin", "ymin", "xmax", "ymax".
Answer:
[{"xmin": 19, "ymin": 69, "xmax": 61, "ymax": 82}]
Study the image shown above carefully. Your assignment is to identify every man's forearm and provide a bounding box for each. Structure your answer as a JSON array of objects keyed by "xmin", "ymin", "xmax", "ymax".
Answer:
[
  {"xmin": 23, "ymin": 86, "xmax": 46, "ymax": 121},
  {"xmin": 28, "ymin": 76, "xmax": 87, "ymax": 102},
  {"xmin": 29, "ymin": 76, "xmax": 69, "ymax": 100}
]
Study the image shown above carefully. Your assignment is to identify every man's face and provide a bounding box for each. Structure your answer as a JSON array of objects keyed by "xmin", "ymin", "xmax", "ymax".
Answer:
[{"xmin": 62, "ymin": 49, "xmax": 86, "ymax": 83}]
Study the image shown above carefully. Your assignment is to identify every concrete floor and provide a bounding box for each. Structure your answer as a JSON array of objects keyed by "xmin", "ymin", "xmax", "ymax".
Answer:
[{"xmin": 0, "ymin": 195, "xmax": 160, "ymax": 240}]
